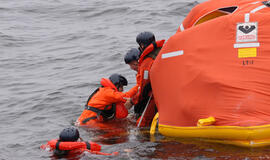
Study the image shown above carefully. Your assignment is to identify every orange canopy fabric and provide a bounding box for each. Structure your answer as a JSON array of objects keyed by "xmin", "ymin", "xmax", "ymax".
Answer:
[
  {"xmin": 151, "ymin": 0, "xmax": 270, "ymax": 127},
  {"xmin": 177, "ymin": 0, "xmax": 261, "ymax": 32}
]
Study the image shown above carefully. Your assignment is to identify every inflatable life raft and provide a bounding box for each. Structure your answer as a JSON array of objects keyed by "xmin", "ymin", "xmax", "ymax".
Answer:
[{"xmin": 150, "ymin": 0, "xmax": 270, "ymax": 147}]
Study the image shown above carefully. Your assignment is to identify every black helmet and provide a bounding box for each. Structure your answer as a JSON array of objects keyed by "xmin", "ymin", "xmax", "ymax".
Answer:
[
  {"xmin": 109, "ymin": 74, "xmax": 128, "ymax": 87},
  {"xmin": 124, "ymin": 48, "xmax": 141, "ymax": 64},
  {"xmin": 136, "ymin": 32, "xmax": 155, "ymax": 49},
  {"xmin": 59, "ymin": 127, "xmax": 80, "ymax": 142}
]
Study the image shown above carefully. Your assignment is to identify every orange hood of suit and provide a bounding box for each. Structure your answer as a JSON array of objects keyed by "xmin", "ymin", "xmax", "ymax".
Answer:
[{"xmin": 151, "ymin": 0, "xmax": 270, "ymax": 127}]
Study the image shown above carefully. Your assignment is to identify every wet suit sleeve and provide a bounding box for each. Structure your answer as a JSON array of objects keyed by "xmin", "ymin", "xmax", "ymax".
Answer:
[
  {"xmin": 103, "ymin": 88, "xmax": 137, "ymax": 103},
  {"xmin": 131, "ymin": 73, "xmax": 142, "ymax": 105},
  {"xmin": 124, "ymin": 85, "xmax": 139, "ymax": 97}
]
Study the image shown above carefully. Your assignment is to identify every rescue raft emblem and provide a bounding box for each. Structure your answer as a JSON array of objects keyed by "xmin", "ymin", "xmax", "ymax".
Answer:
[{"xmin": 236, "ymin": 22, "xmax": 258, "ymax": 42}]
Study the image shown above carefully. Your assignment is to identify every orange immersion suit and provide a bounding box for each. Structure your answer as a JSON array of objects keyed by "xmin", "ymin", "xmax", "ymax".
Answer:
[
  {"xmin": 134, "ymin": 40, "xmax": 165, "ymax": 127},
  {"xmin": 41, "ymin": 139, "xmax": 118, "ymax": 156},
  {"xmin": 77, "ymin": 78, "xmax": 138, "ymax": 128}
]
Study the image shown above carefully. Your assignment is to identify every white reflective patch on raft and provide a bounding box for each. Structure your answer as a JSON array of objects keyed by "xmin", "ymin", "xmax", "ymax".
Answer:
[
  {"xmin": 245, "ymin": 13, "xmax": 250, "ymax": 22},
  {"xmin": 162, "ymin": 50, "xmax": 184, "ymax": 59},
  {"xmin": 250, "ymin": 1, "xmax": 261, "ymax": 4},
  {"xmin": 180, "ymin": 23, "xmax": 185, "ymax": 31},
  {"xmin": 234, "ymin": 43, "xmax": 260, "ymax": 48},
  {"xmin": 250, "ymin": 5, "xmax": 267, "ymax": 13}
]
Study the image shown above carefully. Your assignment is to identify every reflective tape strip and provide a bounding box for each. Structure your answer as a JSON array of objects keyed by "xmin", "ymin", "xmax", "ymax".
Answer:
[
  {"xmin": 234, "ymin": 43, "xmax": 260, "ymax": 48},
  {"xmin": 143, "ymin": 70, "xmax": 149, "ymax": 80},
  {"xmin": 245, "ymin": 13, "xmax": 250, "ymax": 22},
  {"xmin": 162, "ymin": 50, "xmax": 184, "ymax": 59},
  {"xmin": 250, "ymin": 1, "xmax": 261, "ymax": 4},
  {"xmin": 180, "ymin": 23, "xmax": 184, "ymax": 31},
  {"xmin": 250, "ymin": 5, "xmax": 267, "ymax": 13}
]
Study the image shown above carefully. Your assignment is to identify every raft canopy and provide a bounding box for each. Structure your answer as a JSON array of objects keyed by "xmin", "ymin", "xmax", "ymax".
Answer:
[
  {"xmin": 177, "ymin": 0, "xmax": 262, "ymax": 32},
  {"xmin": 151, "ymin": 0, "xmax": 270, "ymax": 147}
]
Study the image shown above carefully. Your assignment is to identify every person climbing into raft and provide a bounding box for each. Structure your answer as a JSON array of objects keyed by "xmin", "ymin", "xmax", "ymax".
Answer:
[
  {"xmin": 131, "ymin": 31, "xmax": 165, "ymax": 127},
  {"xmin": 40, "ymin": 127, "xmax": 118, "ymax": 157},
  {"xmin": 76, "ymin": 73, "xmax": 138, "ymax": 128}
]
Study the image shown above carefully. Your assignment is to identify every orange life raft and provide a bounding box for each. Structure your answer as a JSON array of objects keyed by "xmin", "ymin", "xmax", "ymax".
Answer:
[{"xmin": 151, "ymin": 0, "xmax": 270, "ymax": 147}]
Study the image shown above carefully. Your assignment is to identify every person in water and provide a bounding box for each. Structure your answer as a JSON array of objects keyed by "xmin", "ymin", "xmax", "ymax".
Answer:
[
  {"xmin": 130, "ymin": 31, "xmax": 165, "ymax": 127},
  {"xmin": 40, "ymin": 127, "xmax": 118, "ymax": 157},
  {"xmin": 76, "ymin": 73, "xmax": 138, "ymax": 127}
]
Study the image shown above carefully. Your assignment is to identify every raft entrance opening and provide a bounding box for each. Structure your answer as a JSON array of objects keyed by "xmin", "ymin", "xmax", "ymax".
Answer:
[{"xmin": 195, "ymin": 6, "xmax": 238, "ymax": 25}]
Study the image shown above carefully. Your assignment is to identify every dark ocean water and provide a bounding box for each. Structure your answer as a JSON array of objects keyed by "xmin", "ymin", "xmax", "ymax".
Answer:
[{"xmin": 2, "ymin": 0, "xmax": 270, "ymax": 159}]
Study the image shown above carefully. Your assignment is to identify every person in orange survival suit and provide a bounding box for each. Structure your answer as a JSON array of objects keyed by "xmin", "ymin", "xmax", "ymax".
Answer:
[
  {"xmin": 40, "ymin": 127, "xmax": 118, "ymax": 159},
  {"xmin": 124, "ymin": 48, "xmax": 141, "ymax": 102},
  {"xmin": 76, "ymin": 73, "xmax": 138, "ymax": 129},
  {"xmin": 133, "ymin": 31, "xmax": 165, "ymax": 127}
]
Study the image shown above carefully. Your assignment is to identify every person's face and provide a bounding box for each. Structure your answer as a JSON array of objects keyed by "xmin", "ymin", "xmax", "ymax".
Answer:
[
  {"xmin": 118, "ymin": 85, "xmax": 124, "ymax": 92},
  {"xmin": 139, "ymin": 44, "xmax": 144, "ymax": 52},
  {"xmin": 128, "ymin": 60, "xmax": 139, "ymax": 72}
]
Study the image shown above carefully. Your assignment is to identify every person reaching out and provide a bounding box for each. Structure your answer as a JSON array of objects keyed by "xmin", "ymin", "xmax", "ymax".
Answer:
[
  {"xmin": 124, "ymin": 48, "xmax": 141, "ymax": 109},
  {"xmin": 76, "ymin": 73, "xmax": 138, "ymax": 128},
  {"xmin": 133, "ymin": 31, "xmax": 165, "ymax": 127}
]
